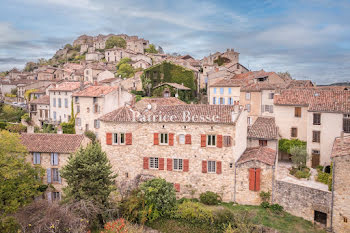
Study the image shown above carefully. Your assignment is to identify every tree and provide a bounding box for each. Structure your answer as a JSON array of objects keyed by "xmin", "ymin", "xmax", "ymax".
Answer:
[
  {"xmin": 290, "ymin": 146, "xmax": 309, "ymax": 170},
  {"xmin": 105, "ymin": 36, "xmax": 126, "ymax": 49},
  {"xmin": 0, "ymin": 131, "xmax": 44, "ymax": 230},
  {"xmin": 144, "ymin": 44, "xmax": 158, "ymax": 54},
  {"xmin": 116, "ymin": 57, "xmax": 132, "ymax": 69},
  {"xmin": 10, "ymin": 88, "xmax": 17, "ymax": 96},
  {"xmin": 277, "ymin": 71, "xmax": 292, "ymax": 80},
  {"xmin": 60, "ymin": 143, "xmax": 117, "ymax": 210},
  {"xmin": 24, "ymin": 62, "xmax": 37, "ymax": 72},
  {"xmin": 64, "ymin": 43, "xmax": 73, "ymax": 50},
  {"xmin": 0, "ymin": 104, "xmax": 26, "ymax": 122},
  {"xmin": 117, "ymin": 63, "xmax": 135, "ymax": 78}
]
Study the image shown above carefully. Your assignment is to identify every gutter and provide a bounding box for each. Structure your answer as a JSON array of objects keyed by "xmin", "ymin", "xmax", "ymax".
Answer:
[{"xmin": 330, "ymin": 159, "xmax": 335, "ymax": 232}]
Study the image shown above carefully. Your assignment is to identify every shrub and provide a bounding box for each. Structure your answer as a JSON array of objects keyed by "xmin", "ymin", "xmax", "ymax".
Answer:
[
  {"xmin": 101, "ymin": 218, "xmax": 127, "ymax": 233},
  {"xmin": 120, "ymin": 189, "xmax": 144, "ymax": 223},
  {"xmin": 21, "ymin": 113, "xmax": 31, "ymax": 123},
  {"xmin": 270, "ymin": 204, "xmax": 284, "ymax": 213},
  {"xmin": 260, "ymin": 201, "xmax": 270, "ymax": 209},
  {"xmin": 290, "ymin": 167, "xmax": 311, "ymax": 179},
  {"xmin": 61, "ymin": 122, "xmax": 75, "ymax": 134},
  {"xmin": 259, "ymin": 191, "xmax": 271, "ymax": 203},
  {"xmin": 316, "ymin": 171, "xmax": 330, "ymax": 184},
  {"xmin": 173, "ymin": 201, "xmax": 214, "ymax": 224},
  {"xmin": 84, "ymin": 130, "xmax": 96, "ymax": 142},
  {"xmin": 290, "ymin": 146, "xmax": 309, "ymax": 170},
  {"xmin": 199, "ymin": 191, "xmax": 221, "ymax": 205},
  {"xmin": 5, "ymin": 123, "xmax": 27, "ymax": 133},
  {"xmin": 0, "ymin": 121, "xmax": 7, "ymax": 129},
  {"xmin": 213, "ymin": 208, "xmax": 235, "ymax": 228}
]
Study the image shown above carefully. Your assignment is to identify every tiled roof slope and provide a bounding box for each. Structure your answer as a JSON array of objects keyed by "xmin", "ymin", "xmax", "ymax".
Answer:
[
  {"xmin": 248, "ymin": 117, "xmax": 278, "ymax": 140},
  {"xmin": 30, "ymin": 95, "xmax": 50, "ymax": 105},
  {"xmin": 49, "ymin": 81, "xmax": 84, "ymax": 92},
  {"xmin": 211, "ymin": 78, "xmax": 244, "ymax": 87},
  {"xmin": 72, "ymin": 85, "xmax": 118, "ymax": 97},
  {"xmin": 136, "ymin": 97, "xmax": 186, "ymax": 106},
  {"xmin": 332, "ymin": 135, "xmax": 350, "ymax": 158},
  {"xmin": 100, "ymin": 105, "xmax": 242, "ymax": 124},
  {"xmin": 237, "ymin": 147, "xmax": 276, "ymax": 166},
  {"xmin": 21, "ymin": 133, "xmax": 86, "ymax": 153}
]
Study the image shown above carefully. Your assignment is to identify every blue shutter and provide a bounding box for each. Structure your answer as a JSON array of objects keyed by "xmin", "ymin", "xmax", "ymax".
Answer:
[
  {"xmin": 33, "ymin": 153, "xmax": 36, "ymax": 164},
  {"xmin": 38, "ymin": 153, "xmax": 41, "ymax": 164},
  {"xmin": 50, "ymin": 153, "xmax": 54, "ymax": 165},
  {"xmin": 47, "ymin": 168, "xmax": 51, "ymax": 183},
  {"xmin": 54, "ymin": 153, "xmax": 59, "ymax": 165}
]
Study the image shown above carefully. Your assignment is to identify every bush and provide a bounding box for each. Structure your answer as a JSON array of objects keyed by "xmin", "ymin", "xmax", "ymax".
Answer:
[
  {"xmin": 84, "ymin": 130, "xmax": 96, "ymax": 142},
  {"xmin": 61, "ymin": 122, "xmax": 75, "ymax": 134},
  {"xmin": 101, "ymin": 218, "xmax": 144, "ymax": 233},
  {"xmin": 173, "ymin": 201, "xmax": 214, "ymax": 224},
  {"xmin": 259, "ymin": 191, "xmax": 271, "ymax": 203},
  {"xmin": 199, "ymin": 191, "xmax": 221, "ymax": 205},
  {"xmin": 213, "ymin": 208, "xmax": 235, "ymax": 228},
  {"xmin": 270, "ymin": 204, "xmax": 284, "ymax": 213},
  {"xmin": 316, "ymin": 171, "xmax": 330, "ymax": 184},
  {"xmin": 5, "ymin": 123, "xmax": 27, "ymax": 133},
  {"xmin": 0, "ymin": 121, "xmax": 7, "ymax": 129},
  {"xmin": 21, "ymin": 113, "xmax": 31, "ymax": 123},
  {"xmin": 290, "ymin": 167, "xmax": 311, "ymax": 179},
  {"xmin": 260, "ymin": 202, "xmax": 270, "ymax": 209}
]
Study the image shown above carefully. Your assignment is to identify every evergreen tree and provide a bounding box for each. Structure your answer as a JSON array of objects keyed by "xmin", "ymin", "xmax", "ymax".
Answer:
[{"xmin": 60, "ymin": 143, "xmax": 117, "ymax": 209}]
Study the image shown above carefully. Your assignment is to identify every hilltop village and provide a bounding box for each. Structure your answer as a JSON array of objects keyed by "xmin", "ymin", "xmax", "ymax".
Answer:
[{"xmin": 1, "ymin": 33, "xmax": 350, "ymax": 233}]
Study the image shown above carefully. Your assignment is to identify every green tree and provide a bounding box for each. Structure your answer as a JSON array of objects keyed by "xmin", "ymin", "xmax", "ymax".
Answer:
[
  {"xmin": 24, "ymin": 62, "xmax": 37, "ymax": 72},
  {"xmin": 10, "ymin": 88, "xmax": 17, "ymax": 96},
  {"xmin": 144, "ymin": 44, "xmax": 158, "ymax": 54},
  {"xmin": 60, "ymin": 143, "xmax": 117, "ymax": 210},
  {"xmin": 290, "ymin": 146, "xmax": 309, "ymax": 170},
  {"xmin": 0, "ymin": 131, "xmax": 44, "ymax": 230},
  {"xmin": 116, "ymin": 57, "xmax": 132, "ymax": 69},
  {"xmin": 64, "ymin": 43, "xmax": 73, "ymax": 50},
  {"xmin": 117, "ymin": 63, "xmax": 135, "ymax": 78},
  {"xmin": 0, "ymin": 104, "xmax": 26, "ymax": 122},
  {"xmin": 105, "ymin": 36, "xmax": 126, "ymax": 49}
]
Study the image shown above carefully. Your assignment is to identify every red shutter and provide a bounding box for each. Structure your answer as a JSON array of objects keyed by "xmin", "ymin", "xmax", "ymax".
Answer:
[
  {"xmin": 183, "ymin": 159, "xmax": 189, "ymax": 172},
  {"xmin": 255, "ymin": 168, "xmax": 261, "ymax": 191},
  {"xmin": 174, "ymin": 183, "xmax": 180, "ymax": 192},
  {"xmin": 169, "ymin": 133, "xmax": 174, "ymax": 146},
  {"xmin": 159, "ymin": 158, "xmax": 164, "ymax": 170},
  {"xmin": 249, "ymin": 168, "xmax": 255, "ymax": 191},
  {"xmin": 126, "ymin": 133, "xmax": 132, "ymax": 145},
  {"xmin": 167, "ymin": 158, "xmax": 172, "ymax": 171},
  {"xmin": 143, "ymin": 157, "xmax": 149, "ymax": 169},
  {"xmin": 216, "ymin": 161, "xmax": 222, "ymax": 174},
  {"xmin": 154, "ymin": 133, "xmax": 159, "ymax": 145},
  {"xmin": 201, "ymin": 134, "xmax": 206, "ymax": 147},
  {"xmin": 202, "ymin": 160, "xmax": 207, "ymax": 173},
  {"xmin": 106, "ymin": 133, "xmax": 112, "ymax": 145},
  {"xmin": 185, "ymin": 134, "xmax": 191, "ymax": 144},
  {"xmin": 217, "ymin": 135, "xmax": 223, "ymax": 148}
]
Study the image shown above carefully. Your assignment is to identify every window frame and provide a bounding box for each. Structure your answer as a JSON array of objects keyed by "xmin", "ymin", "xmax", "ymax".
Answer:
[
  {"xmin": 294, "ymin": 107, "xmax": 301, "ymax": 117},
  {"xmin": 52, "ymin": 168, "xmax": 60, "ymax": 183},
  {"xmin": 312, "ymin": 131, "xmax": 321, "ymax": 143},
  {"xmin": 179, "ymin": 134, "xmax": 185, "ymax": 145},
  {"xmin": 313, "ymin": 113, "xmax": 321, "ymax": 125},
  {"xmin": 160, "ymin": 133, "xmax": 169, "ymax": 145},
  {"xmin": 173, "ymin": 158, "xmax": 183, "ymax": 171},
  {"xmin": 259, "ymin": 140, "xmax": 268, "ymax": 147},
  {"xmin": 245, "ymin": 92, "xmax": 251, "ymax": 100},
  {"xmin": 207, "ymin": 161, "xmax": 216, "ymax": 173},
  {"xmin": 207, "ymin": 135, "xmax": 216, "ymax": 147},
  {"xmin": 149, "ymin": 157, "xmax": 159, "ymax": 169},
  {"xmin": 33, "ymin": 152, "xmax": 41, "ymax": 165},
  {"xmin": 291, "ymin": 127, "xmax": 298, "ymax": 137}
]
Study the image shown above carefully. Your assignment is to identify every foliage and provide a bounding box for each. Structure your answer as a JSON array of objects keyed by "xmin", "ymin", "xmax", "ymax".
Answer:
[
  {"xmin": 5, "ymin": 123, "xmax": 27, "ymax": 133},
  {"xmin": 213, "ymin": 56, "xmax": 230, "ymax": 66},
  {"xmin": 0, "ymin": 121, "xmax": 7, "ymax": 129},
  {"xmin": 0, "ymin": 104, "xmax": 26, "ymax": 122},
  {"xmin": 5, "ymin": 93, "xmax": 16, "ymax": 98},
  {"xmin": 61, "ymin": 143, "xmax": 117, "ymax": 211},
  {"xmin": 199, "ymin": 191, "xmax": 221, "ymax": 205},
  {"xmin": 259, "ymin": 191, "xmax": 271, "ymax": 203},
  {"xmin": 173, "ymin": 201, "xmax": 214, "ymax": 224},
  {"xmin": 144, "ymin": 44, "xmax": 158, "ymax": 54},
  {"xmin": 84, "ymin": 130, "xmax": 97, "ymax": 142},
  {"xmin": 278, "ymin": 138, "xmax": 306, "ymax": 154},
  {"xmin": 61, "ymin": 122, "xmax": 75, "ymax": 134},
  {"xmin": 117, "ymin": 57, "xmax": 132, "ymax": 69},
  {"xmin": 269, "ymin": 204, "xmax": 284, "ymax": 213},
  {"xmin": 277, "ymin": 71, "xmax": 292, "ymax": 79},
  {"xmin": 40, "ymin": 123, "xmax": 57, "ymax": 133},
  {"xmin": 21, "ymin": 113, "xmax": 31, "ymax": 123},
  {"xmin": 260, "ymin": 202, "xmax": 270, "ymax": 209},
  {"xmin": 100, "ymin": 218, "xmax": 127, "ymax": 233},
  {"xmin": 24, "ymin": 61, "xmax": 37, "ymax": 72},
  {"xmin": 117, "ymin": 63, "xmax": 135, "ymax": 78},
  {"xmin": 290, "ymin": 146, "xmax": 309, "ymax": 170},
  {"xmin": 135, "ymin": 95, "xmax": 142, "ymax": 102},
  {"xmin": 14, "ymin": 200, "xmax": 89, "ymax": 233},
  {"xmin": 64, "ymin": 43, "xmax": 73, "ymax": 50},
  {"xmin": 105, "ymin": 36, "xmax": 126, "ymax": 49},
  {"xmin": 120, "ymin": 189, "xmax": 145, "ymax": 223},
  {"xmin": 11, "ymin": 88, "xmax": 17, "ymax": 96},
  {"xmin": 0, "ymin": 131, "xmax": 44, "ymax": 230},
  {"xmin": 24, "ymin": 89, "xmax": 38, "ymax": 102},
  {"xmin": 130, "ymin": 90, "xmax": 145, "ymax": 96},
  {"xmin": 317, "ymin": 164, "xmax": 333, "ymax": 191},
  {"xmin": 290, "ymin": 167, "xmax": 311, "ymax": 179}
]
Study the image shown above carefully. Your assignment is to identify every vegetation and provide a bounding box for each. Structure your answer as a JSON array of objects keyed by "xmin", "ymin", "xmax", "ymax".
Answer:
[
  {"xmin": 21, "ymin": 113, "xmax": 31, "ymax": 123},
  {"xmin": 84, "ymin": 130, "xmax": 97, "ymax": 143},
  {"xmin": 316, "ymin": 164, "xmax": 333, "ymax": 191},
  {"xmin": 290, "ymin": 167, "xmax": 311, "ymax": 179},
  {"xmin": 290, "ymin": 146, "xmax": 309, "ymax": 170},
  {"xmin": 11, "ymin": 88, "xmax": 17, "ymax": 96},
  {"xmin": 0, "ymin": 104, "xmax": 26, "ymax": 122},
  {"xmin": 0, "ymin": 131, "xmax": 44, "ymax": 231},
  {"xmin": 199, "ymin": 191, "xmax": 221, "ymax": 205},
  {"xmin": 173, "ymin": 201, "xmax": 214, "ymax": 224},
  {"xmin": 279, "ymin": 138, "xmax": 306, "ymax": 154},
  {"xmin": 144, "ymin": 44, "xmax": 158, "ymax": 54},
  {"xmin": 214, "ymin": 56, "xmax": 230, "ymax": 66},
  {"xmin": 5, "ymin": 123, "xmax": 27, "ymax": 133},
  {"xmin": 105, "ymin": 36, "xmax": 126, "ymax": 49},
  {"xmin": 116, "ymin": 57, "xmax": 135, "ymax": 78},
  {"xmin": 259, "ymin": 191, "xmax": 271, "ymax": 203},
  {"xmin": 60, "ymin": 99, "xmax": 76, "ymax": 134}
]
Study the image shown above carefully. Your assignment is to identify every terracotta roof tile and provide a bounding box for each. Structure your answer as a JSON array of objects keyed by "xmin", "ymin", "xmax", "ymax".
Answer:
[
  {"xmin": 72, "ymin": 85, "xmax": 118, "ymax": 97},
  {"xmin": 30, "ymin": 95, "xmax": 50, "ymax": 105},
  {"xmin": 21, "ymin": 133, "xmax": 86, "ymax": 153},
  {"xmin": 237, "ymin": 147, "xmax": 277, "ymax": 166},
  {"xmin": 332, "ymin": 135, "xmax": 350, "ymax": 158},
  {"xmin": 211, "ymin": 78, "xmax": 244, "ymax": 87},
  {"xmin": 248, "ymin": 117, "xmax": 278, "ymax": 140},
  {"xmin": 136, "ymin": 97, "xmax": 186, "ymax": 107},
  {"xmin": 49, "ymin": 81, "xmax": 86, "ymax": 92},
  {"xmin": 153, "ymin": 83, "xmax": 191, "ymax": 90}
]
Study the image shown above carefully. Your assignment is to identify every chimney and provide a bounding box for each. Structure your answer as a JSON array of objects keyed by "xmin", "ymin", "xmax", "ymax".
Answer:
[
  {"xmin": 27, "ymin": 125, "xmax": 34, "ymax": 134},
  {"xmin": 57, "ymin": 125, "xmax": 63, "ymax": 134}
]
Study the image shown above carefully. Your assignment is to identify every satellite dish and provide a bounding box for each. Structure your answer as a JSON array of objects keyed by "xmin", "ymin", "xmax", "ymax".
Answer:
[{"xmin": 147, "ymin": 104, "xmax": 152, "ymax": 110}]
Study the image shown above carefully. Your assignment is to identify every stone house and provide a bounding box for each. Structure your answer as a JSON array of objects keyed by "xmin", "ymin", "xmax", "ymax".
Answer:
[
  {"xmin": 29, "ymin": 95, "xmax": 50, "ymax": 127},
  {"xmin": 131, "ymin": 59, "xmax": 151, "ymax": 69},
  {"xmin": 99, "ymin": 78, "xmax": 120, "ymax": 87},
  {"xmin": 86, "ymin": 47, "xmax": 104, "ymax": 62},
  {"xmin": 73, "ymin": 85, "xmax": 134, "ymax": 137},
  {"xmin": 48, "ymin": 81, "xmax": 88, "ymax": 124},
  {"xmin": 331, "ymin": 135, "xmax": 350, "ymax": 233},
  {"xmin": 126, "ymin": 38, "xmax": 149, "ymax": 54},
  {"xmin": 208, "ymin": 78, "xmax": 243, "ymax": 106},
  {"xmin": 36, "ymin": 68, "xmax": 57, "ymax": 80},
  {"xmin": 96, "ymin": 70, "xmax": 115, "ymax": 82},
  {"xmin": 105, "ymin": 47, "xmax": 132, "ymax": 63},
  {"xmin": 98, "ymin": 105, "xmax": 265, "ymax": 202},
  {"xmin": 21, "ymin": 133, "xmax": 90, "ymax": 201},
  {"xmin": 119, "ymin": 75, "xmax": 143, "ymax": 91},
  {"xmin": 247, "ymin": 116, "xmax": 278, "ymax": 150},
  {"xmin": 84, "ymin": 64, "xmax": 108, "ymax": 83}
]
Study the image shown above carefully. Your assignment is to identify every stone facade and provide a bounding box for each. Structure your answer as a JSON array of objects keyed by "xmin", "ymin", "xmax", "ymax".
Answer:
[{"xmin": 209, "ymin": 86, "xmax": 240, "ymax": 105}]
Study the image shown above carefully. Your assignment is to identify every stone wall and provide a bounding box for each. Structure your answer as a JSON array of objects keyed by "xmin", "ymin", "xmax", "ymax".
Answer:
[{"xmin": 274, "ymin": 180, "xmax": 331, "ymax": 227}]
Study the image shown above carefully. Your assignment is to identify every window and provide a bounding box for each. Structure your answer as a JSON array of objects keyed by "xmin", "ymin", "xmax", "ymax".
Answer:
[
  {"xmin": 343, "ymin": 114, "xmax": 350, "ymax": 133},
  {"xmin": 53, "ymin": 111, "xmax": 57, "ymax": 120},
  {"xmin": 51, "ymin": 153, "xmax": 59, "ymax": 166},
  {"xmin": 259, "ymin": 140, "xmax": 267, "ymax": 147},
  {"xmin": 94, "ymin": 104, "xmax": 99, "ymax": 113},
  {"xmin": 149, "ymin": 157, "xmax": 159, "ymax": 169},
  {"xmin": 207, "ymin": 135, "xmax": 216, "ymax": 146},
  {"xmin": 75, "ymin": 96, "xmax": 79, "ymax": 103},
  {"xmin": 223, "ymin": 136, "xmax": 232, "ymax": 147},
  {"xmin": 179, "ymin": 134, "xmax": 185, "ymax": 144},
  {"xmin": 160, "ymin": 133, "xmax": 168, "ymax": 145},
  {"xmin": 113, "ymin": 133, "xmax": 125, "ymax": 145},
  {"xmin": 220, "ymin": 88, "xmax": 224, "ymax": 95},
  {"xmin": 246, "ymin": 104, "xmax": 251, "ymax": 112},
  {"xmin": 228, "ymin": 97, "xmax": 233, "ymax": 105},
  {"xmin": 313, "ymin": 131, "xmax": 321, "ymax": 143},
  {"xmin": 228, "ymin": 88, "xmax": 232, "ymax": 94},
  {"xmin": 173, "ymin": 159, "xmax": 183, "ymax": 171},
  {"xmin": 291, "ymin": 127, "xmax": 298, "ymax": 137},
  {"xmin": 207, "ymin": 161, "xmax": 216, "ymax": 173},
  {"xmin": 33, "ymin": 153, "xmax": 41, "ymax": 164},
  {"xmin": 229, "ymin": 163, "xmax": 233, "ymax": 168},
  {"xmin": 52, "ymin": 192, "xmax": 60, "ymax": 201},
  {"xmin": 58, "ymin": 98, "xmax": 61, "ymax": 108},
  {"xmin": 268, "ymin": 93, "xmax": 274, "ymax": 99},
  {"xmin": 94, "ymin": 120, "xmax": 100, "ymax": 129},
  {"xmin": 313, "ymin": 113, "xmax": 321, "ymax": 125},
  {"xmin": 295, "ymin": 107, "xmax": 301, "ymax": 117},
  {"xmin": 247, "ymin": 117, "xmax": 252, "ymax": 125},
  {"xmin": 64, "ymin": 98, "xmax": 68, "ymax": 108},
  {"xmin": 245, "ymin": 92, "xmax": 251, "ymax": 100},
  {"xmin": 77, "ymin": 105, "xmax": 80, "ymax": 113},
  {"xmin": 213, "ymin": 88, "xmax": 217, "ymax": 94},
  {"xmin": 249, "ymin": 168, "xmax": 261, "ymax": 191},
  {"xmin": 213, "ymin": 97, "xmax": 216, "ymax": 104},
  {"xmin": 52, "ymin": 168, "xmax": 60, "ymax": 182},
  {"xmin": 76, "ymin": 117, "xmax": 81, "ymax": 126},
  {"xmin": 93, "ymin": 97, "xmax": 97, "ymax": 104},
  {"xmin": 263, "ymin": 105, "xmax": 273, "ymax": 113},
  {"xmin": 53, "ymin": 98, "xmax": 56, "ymax": 107},
  {"xmin": 219, "ymin": 97, "xmax": 225, "ymax": 105}
]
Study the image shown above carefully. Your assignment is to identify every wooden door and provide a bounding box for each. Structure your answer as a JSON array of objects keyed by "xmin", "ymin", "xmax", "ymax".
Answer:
[{"xmin": 312, "ymin": 153, "xmax": 320, "ymax": 168}]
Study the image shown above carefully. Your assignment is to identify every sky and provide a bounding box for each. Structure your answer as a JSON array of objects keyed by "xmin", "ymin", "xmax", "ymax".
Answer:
[{"xmin": 0, "ymin": 0, "xmax": 350, "ymax": 84}]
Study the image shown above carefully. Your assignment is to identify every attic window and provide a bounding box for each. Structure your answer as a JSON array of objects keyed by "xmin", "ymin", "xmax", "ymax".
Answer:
[
  {"xmin": 257, "ymin": 76, "xmax": 267, "ymax": 82},
  {"xmin": 314, "ymin": 93, "xmax": 320, "ymax": 97}
]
